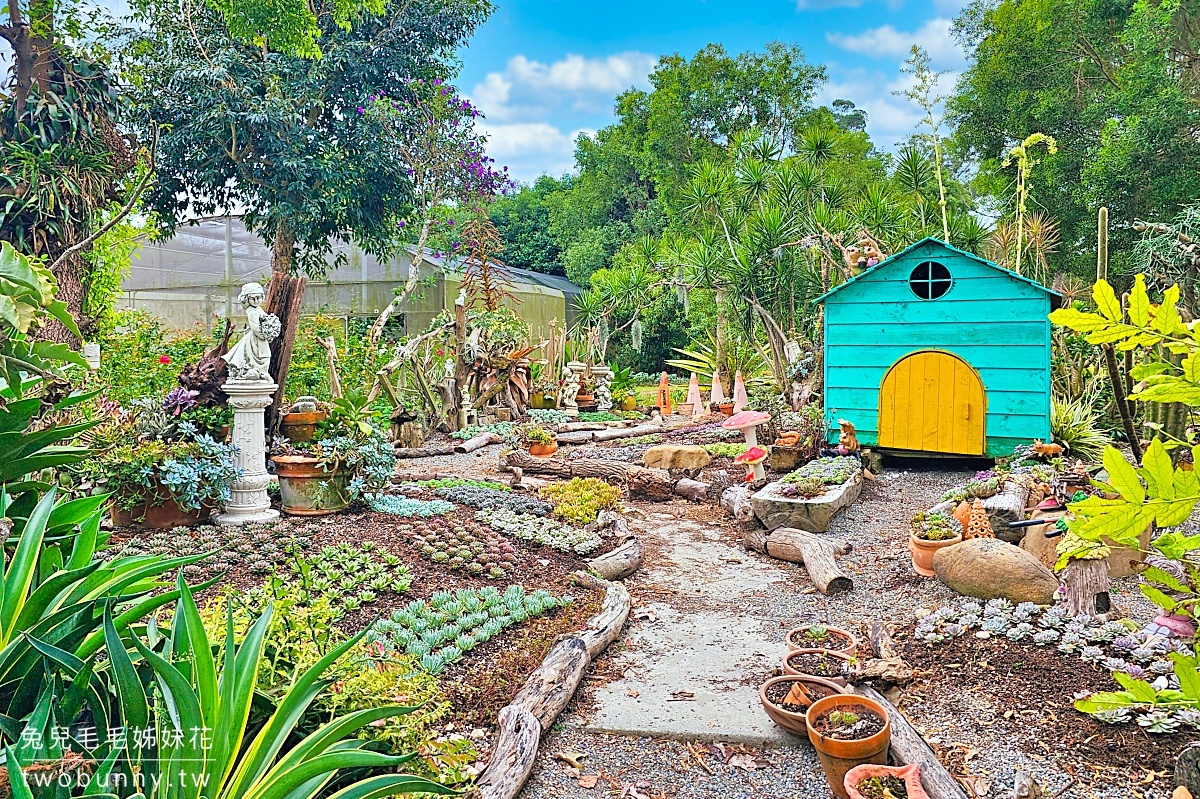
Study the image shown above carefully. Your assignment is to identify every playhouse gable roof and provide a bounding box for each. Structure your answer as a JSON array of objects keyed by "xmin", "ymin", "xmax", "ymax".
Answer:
[{"xmin": 814, "ymin": 237, "xmax": 1062, "ymax": 305}]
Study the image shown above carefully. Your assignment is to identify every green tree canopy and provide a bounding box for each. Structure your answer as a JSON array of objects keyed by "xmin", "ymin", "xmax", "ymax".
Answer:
[{"xmin": 950, "ymin": 0, "xmax": 1200, "ymax": 270}]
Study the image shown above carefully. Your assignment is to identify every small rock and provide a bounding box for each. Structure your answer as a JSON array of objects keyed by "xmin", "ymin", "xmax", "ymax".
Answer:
[
  {"xmin": 642, "ymin": 445, "xmax": 712, "ymax": 472},
  {"xmin": 933, "ymin": 537, "xmax": 1058, "ymax": 604}
]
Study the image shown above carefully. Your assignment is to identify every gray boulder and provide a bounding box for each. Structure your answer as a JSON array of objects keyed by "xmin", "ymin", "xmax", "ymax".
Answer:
[{"xmin": 933, "ymin": 537, "xmax": 1059, "ymax": 604}]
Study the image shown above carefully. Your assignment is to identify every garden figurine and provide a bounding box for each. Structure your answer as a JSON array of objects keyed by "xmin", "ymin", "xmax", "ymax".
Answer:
[
  {"xmin": 732, "ymin": 370, "xmax": 749, "ymax": 413},
  {"xmin": 686, "ymin": 372, "xmax": 704, "ymax": 418},
  {"xmin": 709, "ymin": 368, "xmax": 726, "ymax": 409},
  {"xmin": 559, "ymin": 363, "xmax": 583, "ymax": 414},
  {"xmin": 222, "ymin": 283, "xmax": 281, "ymax": 381}
]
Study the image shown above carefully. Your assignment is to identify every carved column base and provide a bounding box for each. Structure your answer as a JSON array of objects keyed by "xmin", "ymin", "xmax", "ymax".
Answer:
[{"xmin": 216, "ymin": 378, "xmax": 281, "ymax": 527}]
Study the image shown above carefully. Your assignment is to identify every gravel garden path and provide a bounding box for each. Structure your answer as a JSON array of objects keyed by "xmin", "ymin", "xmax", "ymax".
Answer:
[{"xmin": 392, "ymin": 447, "xmax": 1171, "ymax": 799}]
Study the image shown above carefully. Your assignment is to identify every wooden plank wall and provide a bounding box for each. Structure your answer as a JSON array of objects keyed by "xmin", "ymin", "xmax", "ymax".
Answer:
[{"xmin": 822, "ymin": 246, "xmax": 1052, "ymax": 457}]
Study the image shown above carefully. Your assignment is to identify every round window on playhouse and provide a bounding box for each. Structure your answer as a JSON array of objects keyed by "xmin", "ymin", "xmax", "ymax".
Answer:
[{"xmin": 909, "ymin": 261, "xmax": 952, "ymax": 300}]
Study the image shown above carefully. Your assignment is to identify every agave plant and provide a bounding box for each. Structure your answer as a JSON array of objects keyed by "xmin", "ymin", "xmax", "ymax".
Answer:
[{"xmin": 0, "ymin": 489, "xmax": 206, "ymax": 722}]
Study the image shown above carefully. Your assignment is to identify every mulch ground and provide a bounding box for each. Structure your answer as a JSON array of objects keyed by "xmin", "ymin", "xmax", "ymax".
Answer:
[{"xmin": 900, "ymin": 630, "xmax": 1190, "ymax": 791}]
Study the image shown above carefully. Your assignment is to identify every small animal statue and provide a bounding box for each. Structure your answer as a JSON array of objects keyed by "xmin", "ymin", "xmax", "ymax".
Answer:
[
  {"xmin": 857, "ymin": 238, "xmax": 885, "ymax": 268},
  {"xmin": 843, "ymin": 245, "xmax": 863, "ymax": 275},
  {"xmin": 836, "ymin": 419, "xmax": 860, "ymax": 455},
  {"xmin": 1031, "ymin": 439, "xmax": 1065, "ymax": 460}
]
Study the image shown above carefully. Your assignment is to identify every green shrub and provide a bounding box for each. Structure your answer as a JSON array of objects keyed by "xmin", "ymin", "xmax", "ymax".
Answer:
[
  {"xmin": 702, "ymin": 442, "xmax": 749, "ymax": 457},
  {"xmin": 204, "ymin": 582, "xmax": 469, "ymax": 782},
  {"xmin": 540, "ymin": 477, "xmax": 624, "ymax": 525},
  {"xmin": 94, "ymin": 309, "xmax": 216, "ymax": 405},
  {"xmin": 1051, "ymin": 394, "xmax": 1110, "ymax": 463}
]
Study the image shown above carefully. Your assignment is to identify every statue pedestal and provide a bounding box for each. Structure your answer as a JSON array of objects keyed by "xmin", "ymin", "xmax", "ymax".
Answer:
[{"xmin": 215, "ymin": 379, "xmax": 280, "ymax": 526}]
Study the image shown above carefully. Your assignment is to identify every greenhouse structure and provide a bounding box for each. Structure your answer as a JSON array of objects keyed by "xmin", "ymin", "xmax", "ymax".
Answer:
[{"xmin": 118, "ymin": 216, "xmax": 583, "ymax": 338}]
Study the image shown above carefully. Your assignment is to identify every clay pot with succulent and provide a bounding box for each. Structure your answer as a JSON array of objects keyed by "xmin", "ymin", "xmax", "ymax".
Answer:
[
  {"xmin": 522, "ymin": 424, "xmax": 559, "ymax": 457},
  {"xmin": 844, "ymin": 764, "xmax": 930, "ymax": 799},
  {"xmin": 807, "ymin": 694, "xmax": 892, "ymax": 799},
  {"xmin": 782, "ymin": 649, "xmax": 854, "ymax": 685},
  {"xmin": 786, "ymin": 624, "xmax": 859, "ymax": 657},
  {"xmin": 758, "ymin": 674, "xmax": 844, "ymax": 736},
  {"xmin": 908, "ymin": 511, "xmax": 963, "ymax": 577}
]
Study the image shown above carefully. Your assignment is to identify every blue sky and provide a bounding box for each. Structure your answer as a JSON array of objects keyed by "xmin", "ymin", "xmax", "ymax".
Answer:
[{"xmin": 460, "ymin": 0, "xmax": 970, "ymax": 183}]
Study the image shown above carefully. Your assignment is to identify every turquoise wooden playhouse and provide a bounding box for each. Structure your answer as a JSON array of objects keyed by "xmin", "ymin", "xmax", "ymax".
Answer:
[{"xmin": 816, "ymin": 238, "xmax": 1061, "ymax": 457}]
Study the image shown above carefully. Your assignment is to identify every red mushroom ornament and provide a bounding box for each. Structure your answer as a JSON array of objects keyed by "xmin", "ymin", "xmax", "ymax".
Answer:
[{"xmin": 735, "ymin": 446, "xmax": 769, "ymax": 483}]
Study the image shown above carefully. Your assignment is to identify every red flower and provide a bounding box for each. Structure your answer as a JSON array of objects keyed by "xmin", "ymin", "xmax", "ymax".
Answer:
[
  {"xmin": 159, "ymin": 355, "xmax": 172, "ymax": 365},
  {"xmin": 436, "ymin": 349, "xmax": 444, "ymax": 356}
]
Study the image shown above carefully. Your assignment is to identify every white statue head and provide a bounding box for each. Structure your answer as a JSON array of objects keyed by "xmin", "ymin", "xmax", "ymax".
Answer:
[{"xmin": 238, "ymin": 282, "xmax": 266, "ymax": 307}]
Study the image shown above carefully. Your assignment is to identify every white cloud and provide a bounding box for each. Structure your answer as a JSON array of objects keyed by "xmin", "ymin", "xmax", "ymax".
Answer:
[
  {"xmin": 507, "ymin": 53, "xmax": 658, "ymax": 95},
  {"xmin": 795, "ymin": 0, "xmax": 865, "ymax": 10},
  {"xmin": 827, "ymin": 18, "xmax": 966, "ymax": 69},
  {"xmin": 468, "ymin": 51, "xmax": 656, "ymax": 183},
  {"xmin": 484, "ymin": 123, "xmax": 591, "ymax": 183}
]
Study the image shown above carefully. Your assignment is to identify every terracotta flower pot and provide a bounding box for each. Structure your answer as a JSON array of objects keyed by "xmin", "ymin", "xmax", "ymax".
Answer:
[
  {"xmin": 719, "ymin": 402, "xmax": 735, "ymax": 417},
  {"xmin": 908, "ymin": 533, "xmax": 962, "ymax": 577},
  {"xmin": 782, "ymin": 649, "xmax": 855, "ymax": 686},
  {"xmin": 845, "ymin": 764, "xmax": 930, "ymax": 799},
  {"xmin": 530, "ymin": 393, "xmax": 558, "ymax": 410},
  {"xmin": 111, "ymin": 497, "xmax": 211, "ymax": 529},
  {"xmin": 280, "ymin": 410, "xmax": 328, "ymax": 444},
  {"xmin": 576, "ymin": 394, "xmax": 595, "ymax": 406},
  {"xmin": 759, "ymin": 675, "xmax": 844, "ymax": 737},
  {"xmin": 807, "ymin": 694, "xmax": 892, "ymax": 799},
  {"xmin": 528, "ymin": 441, "xmax": 559, "ymax": 458},
  {"xmin": 786, "ymin": 625, "xmax": 859, "ymax": 657},
  {"xmin": 272, "ymin": 455, "xmax": 350, "ymax": 516}
]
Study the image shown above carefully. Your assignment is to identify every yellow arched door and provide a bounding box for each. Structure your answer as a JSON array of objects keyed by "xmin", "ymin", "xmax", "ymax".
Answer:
[{"xmin": 878, "ymin": 351, "xmax": 986, "ymax": 455}]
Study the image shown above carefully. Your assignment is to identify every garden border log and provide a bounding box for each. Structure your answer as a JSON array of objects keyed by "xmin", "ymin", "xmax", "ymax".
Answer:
[
  {"xmin": 720, "ymin": 486, "xmax": 755, "ymax": 522},
  {"xmin": 846, "ymin": 684, "xmax": 970, "ymax": 799},
  {"xmin": 502, "ymin": 450, "xmax": 710, "ymax": 500},
  {"xmin": 393, "ymin": 444, "xmax": 455, "ymax": 458},
  {"xmin": 454, "ymin": 432, "xmax": 503, "ymax": 454},
  {"xmin": 475, "ymin": 571, "xmax": 631, "ymax": 799}
]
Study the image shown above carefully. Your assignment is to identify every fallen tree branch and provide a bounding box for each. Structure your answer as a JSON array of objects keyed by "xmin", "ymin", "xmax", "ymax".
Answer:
[
  {"xmin": 475, "ymin": 572, "xmax": 630, "ymax": 799},
  {"xmin": 742, "ymin": 526, "xmax": 853, "ymax": 594}
]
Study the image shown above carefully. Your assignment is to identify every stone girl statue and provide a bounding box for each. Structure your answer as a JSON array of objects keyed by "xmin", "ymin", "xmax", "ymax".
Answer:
[{"xmin": 222, "ymin": 283, "xmax": 281, "ymax": 381}]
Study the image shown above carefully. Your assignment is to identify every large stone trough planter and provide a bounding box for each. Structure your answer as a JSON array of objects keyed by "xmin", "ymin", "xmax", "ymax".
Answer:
[{"xmin": 751, "ymin": 471, "xmax": 863, "ymax": 533}]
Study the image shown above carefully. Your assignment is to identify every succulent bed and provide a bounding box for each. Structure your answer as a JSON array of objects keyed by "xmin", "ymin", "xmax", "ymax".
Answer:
[
  {"xmin": 900, "ymin": 609, "xmax": 1190, "ymax": 792},
  {"xmin": 399, "ymin": 518, "xmax": 521, "ymax": 579},
  {"xmin": 113, "ymin": 506, "xmax": 604, "ymax": 735}
]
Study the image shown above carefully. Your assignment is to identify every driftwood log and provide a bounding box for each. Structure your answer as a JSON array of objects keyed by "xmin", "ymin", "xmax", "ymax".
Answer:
[
  {"xmin": 502, "ymin": 450, "xmax": 711, "ymax": 501},
  {"xmin": 454, "ymin": 432, "xmax": 504, "ymax": 454},
  {"xmin": 394, "ymin": 444, "xmax": 455, "ymax": 458},
  {"xmin": 1059, "ymin": 557, "xmax": 1114, "ymax": 619},
  {"xmin": 555, "ymin": 422, "xmax": 664, "ymax": 445},
  {"xmin": 985, "ymin": 481, "xmax": 1031, "ymax": 542},
  {"xmin": 720, "ymin": 486, "xmax": 755, "ymax": 522},
  {"xmin": 847, "ymin": 684, "xmax": 970, "ymax": 799},
  {"xmin": 742, "ymin": 525, "xmax": 853, "ymax": 594},
  {"xmin": 475, "ymin": 572, "xmax": 630, "ymax": 799},
  {"xmin": 850, "ymin": 622, "xmax": 914, "ymax": 686},
  {"xmin": 585, "ymin": 511, "xmax": 643, "ymax": 580}
]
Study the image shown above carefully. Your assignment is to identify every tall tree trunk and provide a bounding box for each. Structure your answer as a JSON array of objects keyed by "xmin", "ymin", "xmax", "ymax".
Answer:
[
  {"xmin": 39, "ymin": 252, "xmax": 86, "ymax": 345},
  {"xmin": 264, "ymin": 221, "xmax": 306, "ymax": 426}
]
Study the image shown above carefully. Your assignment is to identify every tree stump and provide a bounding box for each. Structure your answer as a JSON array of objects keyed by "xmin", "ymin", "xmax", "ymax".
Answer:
[
  {"xmin": 627, "ymin": 466, "xmax": 676, "ymax": 500},
  {"xmin": 1059, "ymin": 557, "xmax": 1113, "ymax": 618}
]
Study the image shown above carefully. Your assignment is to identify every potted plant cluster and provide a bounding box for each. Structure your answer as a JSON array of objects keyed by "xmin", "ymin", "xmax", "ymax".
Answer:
[
  {"xmin": 783, "ymin": 648, "xmax": 854, "ymax": 685},
  {"xmin": 908, "ymin": 511, "xmax": 963, "ymax": 576},
  {"xmin": 609, "ymin": 363, "xmax": 638, "ymax": 411},
  {"xmin": 80, "ymin": 390, "xmax": 239, "ymax": 528},
  {"xmin": 280, "ymin": 395, "xmax": 328, "ymax": 443},
  {"xmin": 786, "ymin": 624, "xmax": 859, "ymax": 657},
  {"xmin": 271, "ymin": 391, "xmax": 396, "ymax": 516},
  {"xmin": 522, "ymin": 423, "xmax": 558, "ymax": 457},
  {"xmin": 807, "ymin": 694, "xmax": 892, "ymax": 799},
  {"xmin": 528, "ymin": 363, "xmax": 558, "ymax": 409},
  {"xmin": 758, "ymin": 674, "xmax": 844, "ymax": 736}
]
